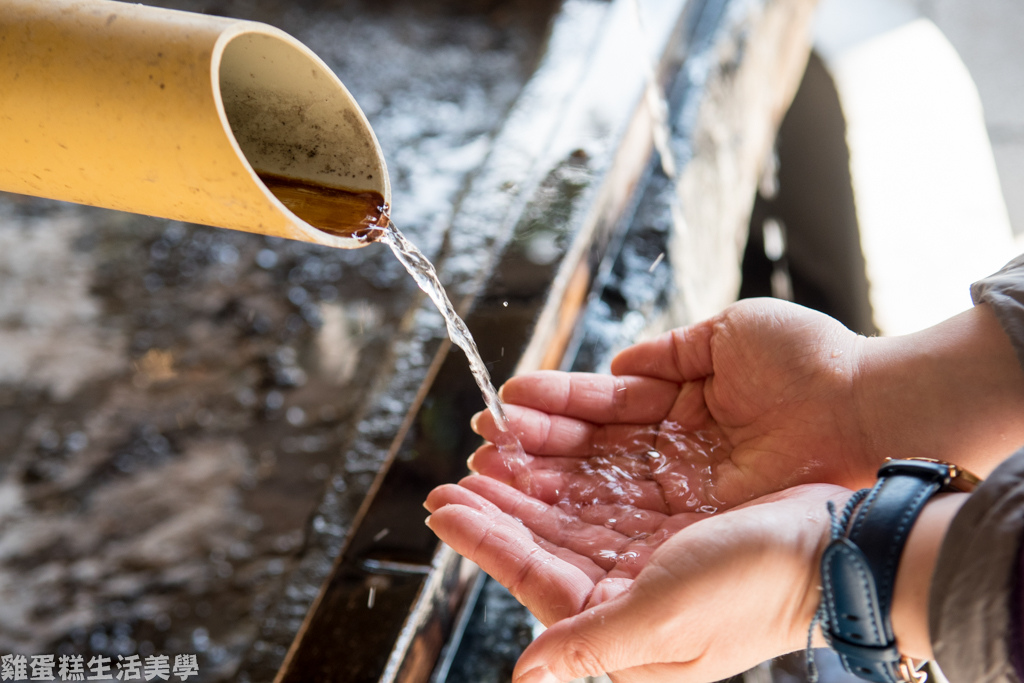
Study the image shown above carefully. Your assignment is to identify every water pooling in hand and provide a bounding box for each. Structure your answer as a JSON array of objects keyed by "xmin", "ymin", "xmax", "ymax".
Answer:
[
  {"xmin": 553, "ymin": 425, "xmax": 727, "ymax": 564},
  {"xmin": 562, "ymin": 425, "xmax": 725, "ymax": 513}
]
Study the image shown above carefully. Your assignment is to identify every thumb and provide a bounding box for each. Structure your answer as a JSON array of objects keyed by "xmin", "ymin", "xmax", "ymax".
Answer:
[
  {"xmin": 610, "ymin": 319, "xmax": 715, "ymax": 382},
  {"xmin": 511, "ymin": 585, "xmax": 663, "ymax": 683}
]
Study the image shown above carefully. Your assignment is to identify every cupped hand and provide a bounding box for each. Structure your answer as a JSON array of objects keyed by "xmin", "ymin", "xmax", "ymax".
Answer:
[
  {"xmin": 425, "ymin": 476, "xmax": 851, "ymax": 683},
  {"xmin": 425, "ymin": 474, "xmax": 708, "ymax": 626},
  {"xmin": 471, "ymin": 297, "xmax": 874, "ymax": 508}
]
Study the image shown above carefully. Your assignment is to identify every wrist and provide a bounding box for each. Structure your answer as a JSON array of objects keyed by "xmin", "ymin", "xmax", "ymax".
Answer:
[
  {"xmin": 855, "ymin": 304, "xmax": 1024, "ymax": 481},
  {"xmin": 890, "ymin": 492, "xmax": 968, "ymax": 660}
]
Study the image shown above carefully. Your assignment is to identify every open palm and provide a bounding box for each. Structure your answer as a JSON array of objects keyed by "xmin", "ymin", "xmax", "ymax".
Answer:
[
  {"xmin": 425, "ymin": 474, "xmax": 710, "ymax": 627},
  {"xmin": 425, "ymin": 476, "xmax": 849, "ymax": 683},
  {"xmin": 470, "ymin": 297, "xmax": 876, "ymax": 508}
]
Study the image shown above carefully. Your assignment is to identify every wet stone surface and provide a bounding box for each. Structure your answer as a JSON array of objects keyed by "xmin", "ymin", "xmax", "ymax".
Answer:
[{"xmin": 0, "ymin": 0, "xmax": 555, "ymax": 679}]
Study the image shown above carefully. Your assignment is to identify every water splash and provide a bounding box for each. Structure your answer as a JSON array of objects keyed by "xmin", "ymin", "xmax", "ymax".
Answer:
[
  {"xmin": 556, "ymin": 424, "xmax": 725, "ymax": 527},
  {"xmin": 378, "ymin": 223, "xmax": 530, "ymax": 488},
  {"xmin": 596, "ymin": 549, "xmax": 640, "ymax": 564}
]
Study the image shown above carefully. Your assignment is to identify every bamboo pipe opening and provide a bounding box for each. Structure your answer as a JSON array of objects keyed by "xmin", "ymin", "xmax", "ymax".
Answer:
[{"xmin": 216, "ymin": 31, "xmax": 391, "ymax": 242}]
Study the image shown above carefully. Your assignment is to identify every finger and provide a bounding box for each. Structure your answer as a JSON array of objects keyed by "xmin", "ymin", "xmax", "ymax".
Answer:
[
  {"xmin": 428, "ymin": 482, "xmax": 617, "ymax": 587},
  {"xmin": 469, "ymin": 444, "xmax": 676, "ymax": 514},
  {"xmin": 473, "ymin": 405, "xmax": 606, "ymax": 456},
  {"xmin": 472, "ymin": 458, "xmax": 672, "ymax": 515},
  {"xmin": 473, "ymin": 406, "xmax": 660, "ymax": 458},
  {"xmin": 610, "ymin": 321, "xmax": 715, "ymax": 382},
  {"xmin": 584, "ymin": 577, "xmax": 631, "ymax": 609},
  {"xmin": 469, "ymin": 441, "xmax": 661, "ymax": 484},
  {"xmin": 474, "ymin": 382, "xmax": 720, "ymax": 467},
  {"xmin": 425, "ymin": 481, "xmax": 502, "ymax": 515},
  {"xmin": 498, "ymin": 372, "xmax": 680, "ymax": 424},
  {"xmin": 534, "ymin": 470, "xmax": 670, "ymax": 513},
  {"xmin": 661, "ymin": 380, "xmax": 715, "ymax": 433},
  {"xmin": 458, "ymin": 476, "xmax": 638, "ymax": 568},
  {"xmin": 426, "ymin": 505, "xmax": 594, "ymax": 625},
  {"xmin": 469, "ymin": 446, "xmax": 586, "ymax": 476},
  {"xmin": 468, "ymin": 446, "xmax": 587, "ymax": 492},
  {"xmin": 573, "ymin": 504, "xmax": 668, "ymax": 537}
]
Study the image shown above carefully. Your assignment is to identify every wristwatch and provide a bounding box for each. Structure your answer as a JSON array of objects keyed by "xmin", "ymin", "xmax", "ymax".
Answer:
[{"xmin": 819, "ymin": 458, "xmax": 980, "ymax": 683}]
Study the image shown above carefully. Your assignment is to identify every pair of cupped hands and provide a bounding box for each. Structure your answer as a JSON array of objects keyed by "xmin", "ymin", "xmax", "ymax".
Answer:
[{"xmin": 423, "ymin": 297, "xmax": 1024, "ymax": 683}]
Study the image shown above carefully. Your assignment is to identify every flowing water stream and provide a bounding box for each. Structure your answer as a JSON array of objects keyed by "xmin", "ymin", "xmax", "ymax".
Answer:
[
  {"xmin": 261, "ymin": 171, "xmax": 530, "ymax": 485},
  {"xmin": 378, "ymin": 223, "xmax": 531, "ymax": 488}
]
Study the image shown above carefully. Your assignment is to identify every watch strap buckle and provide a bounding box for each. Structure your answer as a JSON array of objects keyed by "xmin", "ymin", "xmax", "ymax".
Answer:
[{"xmin": 898, "ymin": 657, "xmax": 928, "ymax": 683}]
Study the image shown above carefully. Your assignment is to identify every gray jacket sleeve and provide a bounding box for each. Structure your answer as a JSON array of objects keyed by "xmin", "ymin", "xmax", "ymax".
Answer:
[
  {"xmin": 929, "ymin": 255, "xmax": 1024, "ymax": 682},
  {"xmin": 930, "ymin": 451, "xmax": 1024, "ymax": 683},
  {"xmin": 971, "ymin": 253, "xmax": 1024, "ymax": 370}
]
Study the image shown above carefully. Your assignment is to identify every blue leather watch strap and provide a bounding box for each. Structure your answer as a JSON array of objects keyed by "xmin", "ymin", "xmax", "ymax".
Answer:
[{"xmin": 820, "ymin": 459, "xmax": 955, "ymax": 683}]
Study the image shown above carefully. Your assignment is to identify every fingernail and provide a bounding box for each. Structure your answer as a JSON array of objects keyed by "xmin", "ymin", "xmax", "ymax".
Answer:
[
  {"xmin": 514, "ymin": 666, "xmax": 559, "ymax": 683},
  {"xmin": 423, "ymin": 515, "xmax": 433, "ymax": 529},
  {"xmin": 470, "ymin": 412, "xmax": 483, "ymax": 431}
]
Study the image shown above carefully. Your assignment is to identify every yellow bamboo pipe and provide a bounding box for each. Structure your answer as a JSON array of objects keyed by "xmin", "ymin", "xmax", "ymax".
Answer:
[{"xmin": 0, "ymin": 0, "xmax": 390, "ymax": 248}]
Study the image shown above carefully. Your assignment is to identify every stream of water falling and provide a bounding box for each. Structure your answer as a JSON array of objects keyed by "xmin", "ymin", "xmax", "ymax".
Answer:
[
  {"xmin": 257, "ymin": 173, "xmax": 530, "ymax": 485},
  {"xmin": 379, "ymin": 222, "xmax": 531, "ymax": 489}
]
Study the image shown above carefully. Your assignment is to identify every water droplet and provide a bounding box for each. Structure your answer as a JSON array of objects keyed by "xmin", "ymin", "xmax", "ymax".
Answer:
[
  {"xmin": 65, "ymin": 431, "xmax": 88, "ymax": 452},
  {"xmin": 256, "ymin": 249, "xmax": 279, "ymax": 269},
  {"xmin": 265, "ymin": 391, "xmax": 284, "ymax": 411},
  {"xmin": 286, "ymin": 406, "xmax": 306, "ymax": 426},
  {"xmin": 38, "ymin": 429, "xmax": 61, "ymax": 451},
  {"xmin": 192, "ymin": 627, "xmax": 210, "ymax": 652}
]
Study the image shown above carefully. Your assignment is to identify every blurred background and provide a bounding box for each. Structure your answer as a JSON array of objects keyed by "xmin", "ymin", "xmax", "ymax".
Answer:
[
  {"xmin": 0, "ymin": 0, "xmax": 1021, "ymax": 681},
  {"xmin": 743, "ymin": 0, "xmax": 1024, "ymax": 339}
]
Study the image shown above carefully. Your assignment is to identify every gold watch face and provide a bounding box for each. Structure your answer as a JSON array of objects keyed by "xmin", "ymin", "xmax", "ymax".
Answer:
[
  {"xmin": 945, "ymin": 465, "xmax": 982, "ymax": 492},
  {"xmin": 894, "ymin": 456, "xmax": 982, "ymax": 493}
]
